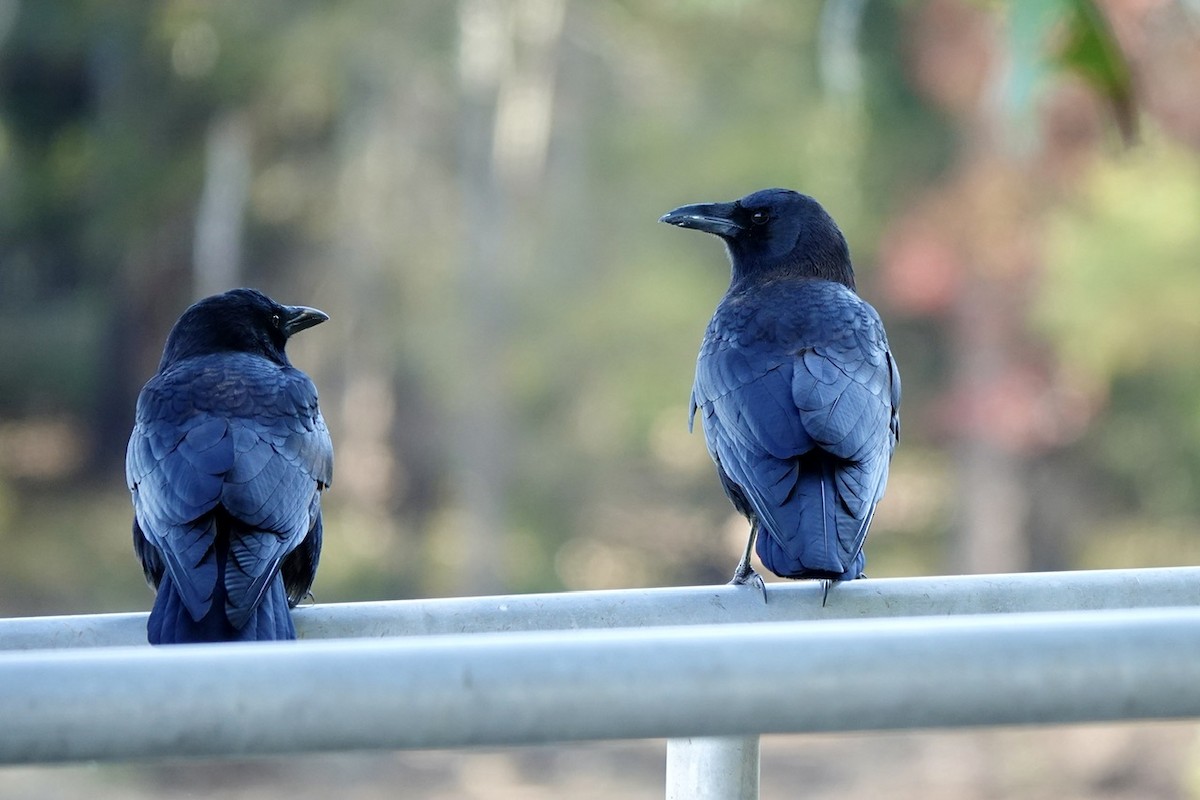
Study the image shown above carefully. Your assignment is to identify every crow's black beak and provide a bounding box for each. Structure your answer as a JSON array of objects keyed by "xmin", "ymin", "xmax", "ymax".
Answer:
[
  {"xmin": 280, "ymin": 305, "xmax": 329, "ymax": 337},
  {"xmin": 659, "ymin": 201, "xmax": 743, "ymax": 238}
]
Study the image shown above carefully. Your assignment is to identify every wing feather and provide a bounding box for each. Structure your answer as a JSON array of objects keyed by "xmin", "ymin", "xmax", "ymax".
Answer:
[
  {"xmin": 127, "ymin": 352, "xmax": 332, "ymax": 632},
  {"xmin": 692, "ymin": 281, "xmax": 899, "ymax": 579}
]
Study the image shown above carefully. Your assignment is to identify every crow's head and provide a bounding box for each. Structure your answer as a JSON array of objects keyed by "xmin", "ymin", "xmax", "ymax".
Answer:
[
  {"xmin": 660, "ymin": 188, "xmax": 854, "ymax": 290},
  {"xmin": 159, "ymin": 288, "xmax": 328, "ymax": 369}
]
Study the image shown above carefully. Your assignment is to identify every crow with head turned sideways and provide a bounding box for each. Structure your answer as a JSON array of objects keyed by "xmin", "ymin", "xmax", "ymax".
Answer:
[
  {"xmin": 661, "ymin": 189, "xmax": 899, "ymax": 601},
  {"xmin": 127, "ymin": 288, "xmax": 333, "ymax": 643}
]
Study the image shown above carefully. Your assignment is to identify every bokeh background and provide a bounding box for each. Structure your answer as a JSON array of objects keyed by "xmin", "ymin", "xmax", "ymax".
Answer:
[{"xmin": 2, "ymin": 0, "xmax": 1200, "ymax": 797}]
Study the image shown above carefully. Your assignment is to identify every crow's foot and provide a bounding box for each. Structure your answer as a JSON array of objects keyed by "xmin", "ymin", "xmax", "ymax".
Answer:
[{"xmin": 729, "ymin": 565, "xmax": 768, "ymax": 604}]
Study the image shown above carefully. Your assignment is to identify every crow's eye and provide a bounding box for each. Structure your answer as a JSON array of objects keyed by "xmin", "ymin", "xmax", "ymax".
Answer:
[
  {"xmin": 271, "ymin": 314, "xmax": 281, "ymax": 328},
  {"xmin": 750, "ymin": 210, "xmax": 770, "ymax": 225}
]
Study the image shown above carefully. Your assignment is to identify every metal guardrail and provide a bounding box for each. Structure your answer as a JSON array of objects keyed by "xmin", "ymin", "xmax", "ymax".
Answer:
[
  {"xmin": 1, "ymin": 567, "xmax": 1198, "ymax": 800},
  {"xmin": 3, "ymin": 607, "xmax": 1199, "ymax": 761},
  {"xmin": 2, "ymin": 566, "xmax": 1197, "ymax": 649}
]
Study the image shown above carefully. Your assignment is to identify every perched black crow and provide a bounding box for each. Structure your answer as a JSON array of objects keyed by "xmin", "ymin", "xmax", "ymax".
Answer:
[
  {"xmin": 661, "ymin": 189, "xmax": 899, "ymax": 599},
  {"xmin": 126, "ymin": 288, "xmax": 333, "ymax": 643}
]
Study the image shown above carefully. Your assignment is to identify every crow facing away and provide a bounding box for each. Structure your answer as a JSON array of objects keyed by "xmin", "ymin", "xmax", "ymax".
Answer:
[
  {"xmin": 126, "ymin": 288, "xmax": 333, "ymax": 643},
  {"xmin": 661, "ymin": 189, "xmax": 900, "ymax": 600}
]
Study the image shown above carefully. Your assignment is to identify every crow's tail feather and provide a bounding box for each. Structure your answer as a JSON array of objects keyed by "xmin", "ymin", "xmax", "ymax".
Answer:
[
  {"xmin": 147, "ymin": 533, "xmax": 296, "ymax": 645},
  {"xmin": 148, "ymin": 572, "xmax": 295, "ymax": 644},
  {"xmin": 754, "ymin": 456, "xmax": 866, "ymax": 581}
]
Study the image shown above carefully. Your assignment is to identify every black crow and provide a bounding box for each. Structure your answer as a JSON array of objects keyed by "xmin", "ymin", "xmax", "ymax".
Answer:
[
  {"xmin": 661, "ymin": 189, "xmax": 899, "ymax": 600},
  {"xmin": 126, "ymin": 288, "xmax": 333, "ymax": 643}
]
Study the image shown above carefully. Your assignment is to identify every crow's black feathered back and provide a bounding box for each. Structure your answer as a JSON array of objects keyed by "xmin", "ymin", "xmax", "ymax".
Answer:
[
  {"xmin": 664, "ymin": 189, "xmax": 899, "ymax": 581},
  {"xmin": 126, "ymin": 289, "xmax": 332, "ymax": 643}
]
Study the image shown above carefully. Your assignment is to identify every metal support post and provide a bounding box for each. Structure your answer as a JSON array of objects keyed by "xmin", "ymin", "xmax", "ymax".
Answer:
[{"xmin": 667, "ymin": 735, "xmax": 760, "ymax": 800}]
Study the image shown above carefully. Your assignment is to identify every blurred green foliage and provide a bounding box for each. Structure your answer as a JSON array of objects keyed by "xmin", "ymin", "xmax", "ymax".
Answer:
[
  {"xmin": 1040, "ymin": 139, "xmax": 1200, "ymax": 551},
  {"xmin": 0, "ymin": 0, "xmax": 1198, "ymax": 617}
]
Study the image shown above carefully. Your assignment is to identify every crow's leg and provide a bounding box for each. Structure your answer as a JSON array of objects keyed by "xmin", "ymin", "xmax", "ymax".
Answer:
[
  {"xmin": 819, "ymin": 567, "xmax": 865, "ymax": 607},
  {"xmin": 729, "ymin": 520, "xmax": 767, "ymax": 603}
]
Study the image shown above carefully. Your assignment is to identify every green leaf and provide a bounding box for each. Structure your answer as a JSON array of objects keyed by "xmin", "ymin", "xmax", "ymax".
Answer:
[
  {"xmin": 1005, "ymin": 0, "xmax": 1137, "ymax": 146},
  {"xmin": 1056, "ymin": 0, "xmax": 1138, "ymax": 143}
]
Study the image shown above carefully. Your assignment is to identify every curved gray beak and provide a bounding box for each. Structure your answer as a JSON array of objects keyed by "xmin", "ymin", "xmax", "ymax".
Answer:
[
  {"xmin": 281, "ymin": 305, "xmax": 329, "ymax": 337},
  {"xmin": 659, "ymin": 201, "xmax": 743, "ymax": 238}
]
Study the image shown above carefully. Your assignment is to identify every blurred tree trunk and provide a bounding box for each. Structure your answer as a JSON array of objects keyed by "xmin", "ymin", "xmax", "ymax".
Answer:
[
  {"xmin": 325, "ymin": 73, "xmax": 407, "ymax": 593},
  {"xmin": 193, "ymin": 112, "xmax": 251, "ymax": 299},
  {"xmin": 454, "ymin": 0, "xmax": 565, "ymax": 594},
  {"xmin": 949, "ymin": 245, "xmax": 1032, "ymax": 574},
  {"xmin": 908, "ymin": 0, "xmax": 1130, "ymax": 574},
  {"xmin": 900, "ymin": 0, "xmax": 1047, "ymax": 574}
]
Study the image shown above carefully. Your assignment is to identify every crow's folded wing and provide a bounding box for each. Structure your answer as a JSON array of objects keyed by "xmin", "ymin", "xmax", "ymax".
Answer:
[
  {"xmin": 127, "ymin": 354, "xmax": 333, "ymax": 624},
  {"xmin": 692, "ymin": 293, "xmax": 899, "ymax": 576}
]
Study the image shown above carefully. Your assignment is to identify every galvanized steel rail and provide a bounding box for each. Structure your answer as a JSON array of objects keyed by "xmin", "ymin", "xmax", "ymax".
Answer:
[
  {"xmin": 2, "ymin": 566, "xmax": 1197, "ymax": 649},
  {"xmin": 3, "ymin": 607, "xmax": 1200, "ymax": 764},
  {"xmin": 1, "ymin": 566, "xmax": 1198, "ymax": 800}
]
